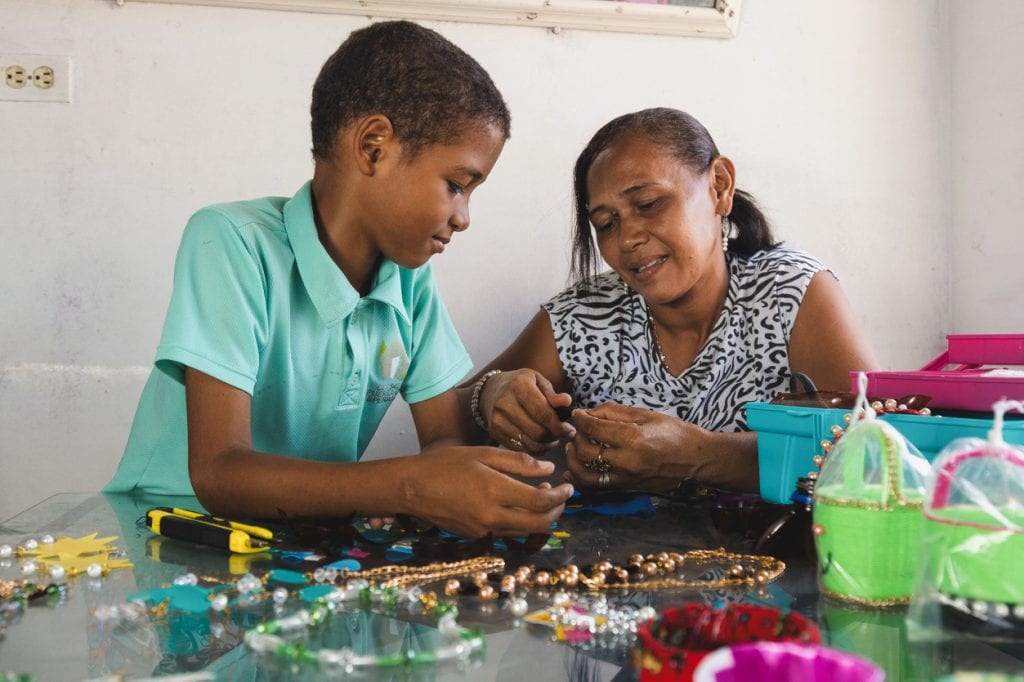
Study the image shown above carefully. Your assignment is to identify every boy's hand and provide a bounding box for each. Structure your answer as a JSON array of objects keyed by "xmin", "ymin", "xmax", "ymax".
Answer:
[
  {"xmin": 403, "ymin": 446, "xmax": 572, "ymax": 538},
  {"xmin": 481, "ymin": 369, "xmax": 575, "ymax": 452}
]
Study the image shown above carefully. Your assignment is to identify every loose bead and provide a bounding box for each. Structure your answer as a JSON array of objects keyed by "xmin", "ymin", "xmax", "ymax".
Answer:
[
  {"xmin": 510, "ymin": 597, "xmax": 529, "ymax": 617},
  {"xmin": 211, "ymin": 593, "xmax": 229, "ymax": 611},
  {"xmin": 0, "ymin": 545, "xmax": 12, "ymax": 558},
  {"xmin": 24, "ymin": 538, "xmax": 39, "ymax": 550},
  {"xmin": 438, "ymin": 612, "xmax": 460, "ymax": 637},
  {"xmin": 812, "ymin": 455, "xmax": 825, "ymax": 467},
  {"xmin": 272, "ymin": 587, "xmax": 289, "ymax": 605},
  {"xmin": 884, "ymin": 399, "xmax": 898, "ymax": 410},
  {"xmin": 21, "ymin": 561, "xmax": 37, "ymax": 575},
  {"xmin": 642, "ymin": 562, "xmax": 658, "ymax": 576},
  {"xmin": 920, "ymin": 407, "xmax": 932, "ymax": 416},
  {"xmin": 478, "ymin": 585, "xmax": 496, "ymax": 601},
  {"xmin": 87, "ymin": 562, "xmax": 104, "ymax": 578},
  {"xmin": 444, "ymin": 579, "xmax": 461, "ymax": 597},
  {"xmin": 534, "ymin": 571, "xmax": 550, "ymax": 587},
  {"xmin": 50, "ymin": 565, "xmax": 66, "ymax": 581},
  {"xmin": 40, "ymin": 534, "xmax": 55, "ymax": 544}
]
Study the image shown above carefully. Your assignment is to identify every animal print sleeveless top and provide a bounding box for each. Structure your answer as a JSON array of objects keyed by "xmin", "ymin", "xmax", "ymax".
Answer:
[{"xmin": 542, "ymin": 246, "xmax": 827, "ymax": 432}]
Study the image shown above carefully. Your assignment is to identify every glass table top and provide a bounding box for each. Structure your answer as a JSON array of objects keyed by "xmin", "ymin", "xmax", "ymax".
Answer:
[{"xmin": 2, "ymin": 491, "xmax": 1023, "ymax": 681}]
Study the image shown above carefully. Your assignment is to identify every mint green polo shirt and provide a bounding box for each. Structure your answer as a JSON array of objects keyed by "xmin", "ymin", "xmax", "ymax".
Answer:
[{"xmin": 105, "ymin": 181, "xmax": 472, "ymax": 496}]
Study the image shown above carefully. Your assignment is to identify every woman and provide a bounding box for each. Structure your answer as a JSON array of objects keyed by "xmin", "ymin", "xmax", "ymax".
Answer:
[{"xmin": 466, "ymin": 108, "xmax": 877, "ymax": 494}]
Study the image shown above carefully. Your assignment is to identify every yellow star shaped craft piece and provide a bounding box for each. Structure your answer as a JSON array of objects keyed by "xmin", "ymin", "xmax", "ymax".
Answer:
[{"xmin": 18, "ymin": 533, "xmax": 133, "ymax": 575}]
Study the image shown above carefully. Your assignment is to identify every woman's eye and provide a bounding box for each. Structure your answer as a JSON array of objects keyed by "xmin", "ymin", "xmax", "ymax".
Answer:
[
  {"xmin": 636, "ymin": 198, "xmax": 660, "ymax": 211},
  {"xmin": 447, "ymin": 180, "xmax": 465, "ymax": 195}
]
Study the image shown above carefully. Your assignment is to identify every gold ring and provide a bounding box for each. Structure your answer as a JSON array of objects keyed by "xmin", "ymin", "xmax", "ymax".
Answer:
[{"xmin": 509, "ymin": 434, "xmax": 524, "ymax": 449}]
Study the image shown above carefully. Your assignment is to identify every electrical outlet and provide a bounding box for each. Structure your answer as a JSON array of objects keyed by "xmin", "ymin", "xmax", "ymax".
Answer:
[{"xmin": 0, "ymin": 54, "xmax": 71, "ymax": 102}]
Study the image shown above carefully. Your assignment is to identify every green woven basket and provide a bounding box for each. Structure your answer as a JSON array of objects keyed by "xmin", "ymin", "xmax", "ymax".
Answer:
[
  {"xmin": 813, "ymin": 420, "xmax": 925, "ymax": 605},
  {"xmin": 924, "ymin": 448, "xmax": 1024, "ymax": 605}
]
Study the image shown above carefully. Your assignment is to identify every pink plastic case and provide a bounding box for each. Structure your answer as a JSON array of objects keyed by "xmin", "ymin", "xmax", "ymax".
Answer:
[{"xmin": 855, "ymin": 334, "xmax": 1024, "ymax": 412}]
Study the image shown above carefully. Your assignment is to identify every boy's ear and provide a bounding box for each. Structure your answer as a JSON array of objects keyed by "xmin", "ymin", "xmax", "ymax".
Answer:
[
  {"xmin": 709, "ymin": 155, "xmax": 737, "ymax": 217},
  {"xmin": 354, "ymin": 115, "xmax": 396, "ymax": 176}
]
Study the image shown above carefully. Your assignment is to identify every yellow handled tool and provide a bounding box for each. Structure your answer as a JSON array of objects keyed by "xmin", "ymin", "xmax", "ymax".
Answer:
[{"xmin": 145, "ymin": 508, "xmax": 272, "ymax": 554}]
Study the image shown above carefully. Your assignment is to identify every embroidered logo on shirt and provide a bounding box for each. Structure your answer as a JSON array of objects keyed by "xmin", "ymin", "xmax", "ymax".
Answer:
[
  {"xmin": 378, "ymin": 339, "xmax": 409, "ymax": 380},
  {"xmin": 366, "ymin": 382, "xmax": 401, "ymax": 404}
]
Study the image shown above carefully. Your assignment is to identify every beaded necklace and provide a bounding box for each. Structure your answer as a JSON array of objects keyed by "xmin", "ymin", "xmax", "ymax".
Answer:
[
  {"xmin": 441, "ymin": 548, "xmax": 784, "ymax": 598},
  {"xmin": 245, "ymin": 597, "xmax": 484, "ymax": 674}
]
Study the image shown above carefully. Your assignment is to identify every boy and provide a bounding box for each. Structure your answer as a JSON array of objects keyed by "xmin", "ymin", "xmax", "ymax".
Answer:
[{"xmin": 105, "ymin": 21, "xmax": 572, "ymax": 538}]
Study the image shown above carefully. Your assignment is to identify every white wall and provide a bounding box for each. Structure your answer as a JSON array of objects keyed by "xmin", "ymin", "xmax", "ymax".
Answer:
[
  {"xmin": 949, "ymin": 1, "xmax": 1024, "ymax": 332},
  {"xmin": 0, "ymin": 0, "xmax": 990, "ymax": 522}
]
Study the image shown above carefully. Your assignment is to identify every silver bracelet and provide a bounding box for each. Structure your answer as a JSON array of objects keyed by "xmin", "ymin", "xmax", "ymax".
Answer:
[{"xmin": 470, "ymin": 369, "xmax": 502, "ymax": 432}]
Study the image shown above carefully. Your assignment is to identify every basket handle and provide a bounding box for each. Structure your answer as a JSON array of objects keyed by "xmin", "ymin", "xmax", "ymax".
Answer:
[
  {"xmin": 931, "ymin": 448, "xmax": 1024, "ymax": 509},
  {"xmin": 837, "ymin": 422, "xmax": 911, "ymax": 505}
]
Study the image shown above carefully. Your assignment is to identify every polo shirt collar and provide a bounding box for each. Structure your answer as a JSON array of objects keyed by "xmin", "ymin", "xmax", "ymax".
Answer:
[{"xmin": 285, "ymin": 181, "xmax": 410, "ymax": 327}]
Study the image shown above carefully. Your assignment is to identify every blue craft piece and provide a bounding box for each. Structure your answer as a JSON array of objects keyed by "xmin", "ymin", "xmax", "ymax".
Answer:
[
  {"xmin": 561, "ymin": 493, "xmax": 656, "ymax": 517},
  {"xmin": 128, "ymin": 584, "xmax": 212, "ymax": 614},
  {"xmin": 492, "ymin": 540, "xmax": 508, "ymax": 550},
  {"xmin": 324, "ymin": 559, "xmax": 362, "ymax": 572},
  {"xmin": 361, "ymin": 529, "xmax": 396, "ymax": 543},
  {"xmin": 385, "ymin": 548, "xmax": 414, "ymax": 562},
  {"xmin": 278, "ymin": 551, "xmax": 321, "ymax": 564},
  {"xmin": 299, "ymin": 584, "xmax": 338, "ymax": 603},
  {"xmin": 266, "ymin": 568, "xmax": 308, "ymax": 585}
]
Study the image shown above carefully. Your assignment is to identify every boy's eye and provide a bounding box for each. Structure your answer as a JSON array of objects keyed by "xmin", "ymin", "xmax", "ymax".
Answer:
[
  {"xmin": 636, "ymin": 198, "xmax": 660, "ymax": 211},
  {"xmin": 447, "ymin": 180, "xmax": 465, "ymax": 195}
]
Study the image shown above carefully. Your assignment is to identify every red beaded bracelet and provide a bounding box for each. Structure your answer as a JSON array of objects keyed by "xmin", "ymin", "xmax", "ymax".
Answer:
[{"xmin": 633, "ymin": 603, "xmax": 822, "ymax": 681}]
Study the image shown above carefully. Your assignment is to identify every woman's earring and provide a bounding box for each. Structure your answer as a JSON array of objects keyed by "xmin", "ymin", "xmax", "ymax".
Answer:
[{"xmin": 721, "ymin": 216, "xmax": 730, "ymax": 253}]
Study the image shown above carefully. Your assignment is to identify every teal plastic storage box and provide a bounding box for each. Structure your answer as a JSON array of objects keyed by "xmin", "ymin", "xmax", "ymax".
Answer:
[{"xmin": 746, "ymin": 402, "xmax": 1024, "ymax": 503}]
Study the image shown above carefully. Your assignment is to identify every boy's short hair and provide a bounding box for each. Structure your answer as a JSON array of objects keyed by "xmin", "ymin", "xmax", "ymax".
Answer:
[{"xmin": 311, "ymin": 20, "xmax": 511, "ymax": 160}]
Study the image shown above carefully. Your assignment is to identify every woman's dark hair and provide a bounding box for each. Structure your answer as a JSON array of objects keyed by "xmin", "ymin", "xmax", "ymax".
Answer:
[
  {"xmin": 570, "ymin": 107, "xmax": 778, "ymax": 285},
  {"xmin": 311, "ymin": 21, "xmax": 511, "ymax": 161}
]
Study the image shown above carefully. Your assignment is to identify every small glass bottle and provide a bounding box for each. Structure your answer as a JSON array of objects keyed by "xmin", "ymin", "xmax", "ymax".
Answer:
[{"xmin": 755, "ymin": 477, "xmax": 817, "ymax": 562}]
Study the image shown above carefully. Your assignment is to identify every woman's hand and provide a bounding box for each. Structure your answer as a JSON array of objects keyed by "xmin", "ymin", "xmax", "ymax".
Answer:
[
  {"xmin": 565, "ymin": 402, "xmax": 706, "ymax": 492},
  {"xmin": 481, "ymin": 368, "xmax": 576, "ymax": 453},
  {"xmin": 403, "ymin": 446, "xmax": 574, "ymax": 538}
]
